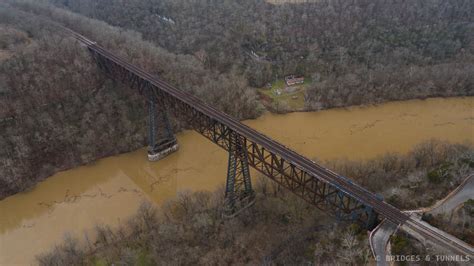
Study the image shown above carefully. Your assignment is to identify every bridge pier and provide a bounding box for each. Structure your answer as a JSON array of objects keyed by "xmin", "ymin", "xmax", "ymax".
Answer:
[
  {"xmin": 147, "ymin": 101, "xmax": 179, "ymax": 161},
  {"xmin": 332, "ymin": 191, "xmax": 379, "ymax": 230},
  {"xmin": 365, "ymin": 206, "xmax": 378, "ymax": 230},
  {"xmin": 223, "ymin": 132, "xmax": 255, "ymax": 217}
]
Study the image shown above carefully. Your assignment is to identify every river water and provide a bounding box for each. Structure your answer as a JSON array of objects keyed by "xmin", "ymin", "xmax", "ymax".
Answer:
[{"xmin": 1, "ymin": 97, "xmax": 473, "ymax": 264}]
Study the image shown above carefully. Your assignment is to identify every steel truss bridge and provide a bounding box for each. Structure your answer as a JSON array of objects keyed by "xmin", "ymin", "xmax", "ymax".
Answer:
[{"xmin": 65, "ymin": 28, "xmax": 473, "ymax": 257}]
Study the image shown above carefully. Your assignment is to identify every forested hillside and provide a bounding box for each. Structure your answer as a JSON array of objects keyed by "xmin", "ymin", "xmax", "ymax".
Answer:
[
  {"xmin": 0, "ymin": 1, "xmax": 260, "ymax": 199},
  {"xmin": 1, "ymin": 0, "xmax": 473, "ymax": 198},
  {"xmin": 50, "ymin": 0, "xmax": 474, "ymax": 109}
]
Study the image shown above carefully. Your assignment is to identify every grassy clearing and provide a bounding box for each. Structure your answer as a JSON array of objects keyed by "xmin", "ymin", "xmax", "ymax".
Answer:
[{"xmin": 258, "ymin": 78, "xmax": 312, "ymax": 111}]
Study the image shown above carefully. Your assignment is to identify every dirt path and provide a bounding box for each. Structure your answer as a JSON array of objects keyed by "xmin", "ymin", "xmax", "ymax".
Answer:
[
  {"xmin": 370, "ymin": 174, "xmax": 474, "ymax": 265},
  {"xmin": 428, "ymin": 174, "xmax": 473, "ymax": 215}
]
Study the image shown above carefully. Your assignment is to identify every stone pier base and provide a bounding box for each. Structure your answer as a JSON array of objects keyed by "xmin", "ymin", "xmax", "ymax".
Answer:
[{"xmin": 148, "ymin": 140, "xmax": 179, "ymax": 162}]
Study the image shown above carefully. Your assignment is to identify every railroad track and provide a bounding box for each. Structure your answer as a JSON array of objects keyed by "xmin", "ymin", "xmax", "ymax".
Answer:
[{"xmin": 64, "ymin": 27, "xmax": 473, "ymax": 257}]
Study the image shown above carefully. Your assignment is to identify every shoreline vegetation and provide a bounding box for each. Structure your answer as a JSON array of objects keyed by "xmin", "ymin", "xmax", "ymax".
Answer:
[
  {"xmin": 1, "ymin": 0, "xmax": 473, "ymax": 199},
  {"xmin": 38, "ymin": 140, "xmax": 474, "ymax": 265}
]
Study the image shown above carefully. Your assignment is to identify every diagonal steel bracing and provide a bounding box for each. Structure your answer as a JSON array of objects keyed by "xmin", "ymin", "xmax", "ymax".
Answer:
[{"xmin": 224, "ymin": 131, "xmax": 255, "ymax": 216}]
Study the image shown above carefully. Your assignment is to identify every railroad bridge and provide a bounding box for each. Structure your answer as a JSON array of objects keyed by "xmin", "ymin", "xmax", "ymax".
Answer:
[{"xmin": 65, "ymin": 28, "xmax": 473, "ymax": 257}]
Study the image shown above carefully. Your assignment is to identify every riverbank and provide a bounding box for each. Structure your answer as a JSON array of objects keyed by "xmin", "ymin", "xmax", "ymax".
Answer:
[
  {"xmin": 37, "ymin": 140, "xmax": 474, "ymax": 265},
  {"xmin": 37, "ymin": 186, "xmax": 370, "ymax": 265},
  {"xmin": 3, "ymin": 0, "xmax": 473, "ymax": 201},
  {"xmin": 0, "ymin": 2, "xmax": 261, "ymax": 202},
  {"xmin": 1, "ymin": 97, "xmax": 473, "ymax": 264}
]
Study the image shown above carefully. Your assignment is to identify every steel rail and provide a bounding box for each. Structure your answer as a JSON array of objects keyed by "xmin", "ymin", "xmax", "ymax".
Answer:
[{"xmin": 65, "ymin": 28, "xmax": 473, "ymax": 256}]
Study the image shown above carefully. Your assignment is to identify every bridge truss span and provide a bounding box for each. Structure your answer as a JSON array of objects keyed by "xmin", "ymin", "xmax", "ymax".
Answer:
[
  {"xmin": 64, "ymin": 28, "xmax": 473, "ymax": 256},
  {"xmin": 83, "ymin": 33, "xmax": 379, "ymax": 227}
]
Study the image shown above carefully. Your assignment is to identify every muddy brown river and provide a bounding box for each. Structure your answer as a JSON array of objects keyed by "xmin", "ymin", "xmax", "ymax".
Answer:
[{"xmin": 1, "ymin": 97, "xmax": 473, "ymax": 265}]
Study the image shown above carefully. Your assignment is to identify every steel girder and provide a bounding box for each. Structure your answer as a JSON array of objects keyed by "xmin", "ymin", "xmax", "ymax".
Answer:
[{"xmin": 88, "ymin": 49, "xmax": 378, "ymax": 228}]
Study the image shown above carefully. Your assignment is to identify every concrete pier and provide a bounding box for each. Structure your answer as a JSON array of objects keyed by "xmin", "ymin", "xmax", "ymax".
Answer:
[{"xmin": 147, "ymin": 139, "xmax": 179, "ymax": 161}]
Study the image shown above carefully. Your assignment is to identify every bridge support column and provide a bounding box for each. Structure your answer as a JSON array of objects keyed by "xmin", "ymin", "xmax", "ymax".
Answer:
[
  {"xmin": 332, "ymin": 190, "xmax": 379, "ymax": 230},
  {"xmin": 223, "ymin": 132, "xmax": 255, "ymax": 217},
  {"xmin": 147, "ymin": 101, "xmax": 179, "ymax": 161},
  {"xmin": 365, "ymin": 206, "xmax": 378, "ymax": 230}
]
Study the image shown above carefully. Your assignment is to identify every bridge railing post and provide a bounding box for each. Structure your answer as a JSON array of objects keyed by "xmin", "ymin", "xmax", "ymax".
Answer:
[{"xmin": 223, "ymin": 131, "xmax": 255, "ymax": 217}]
